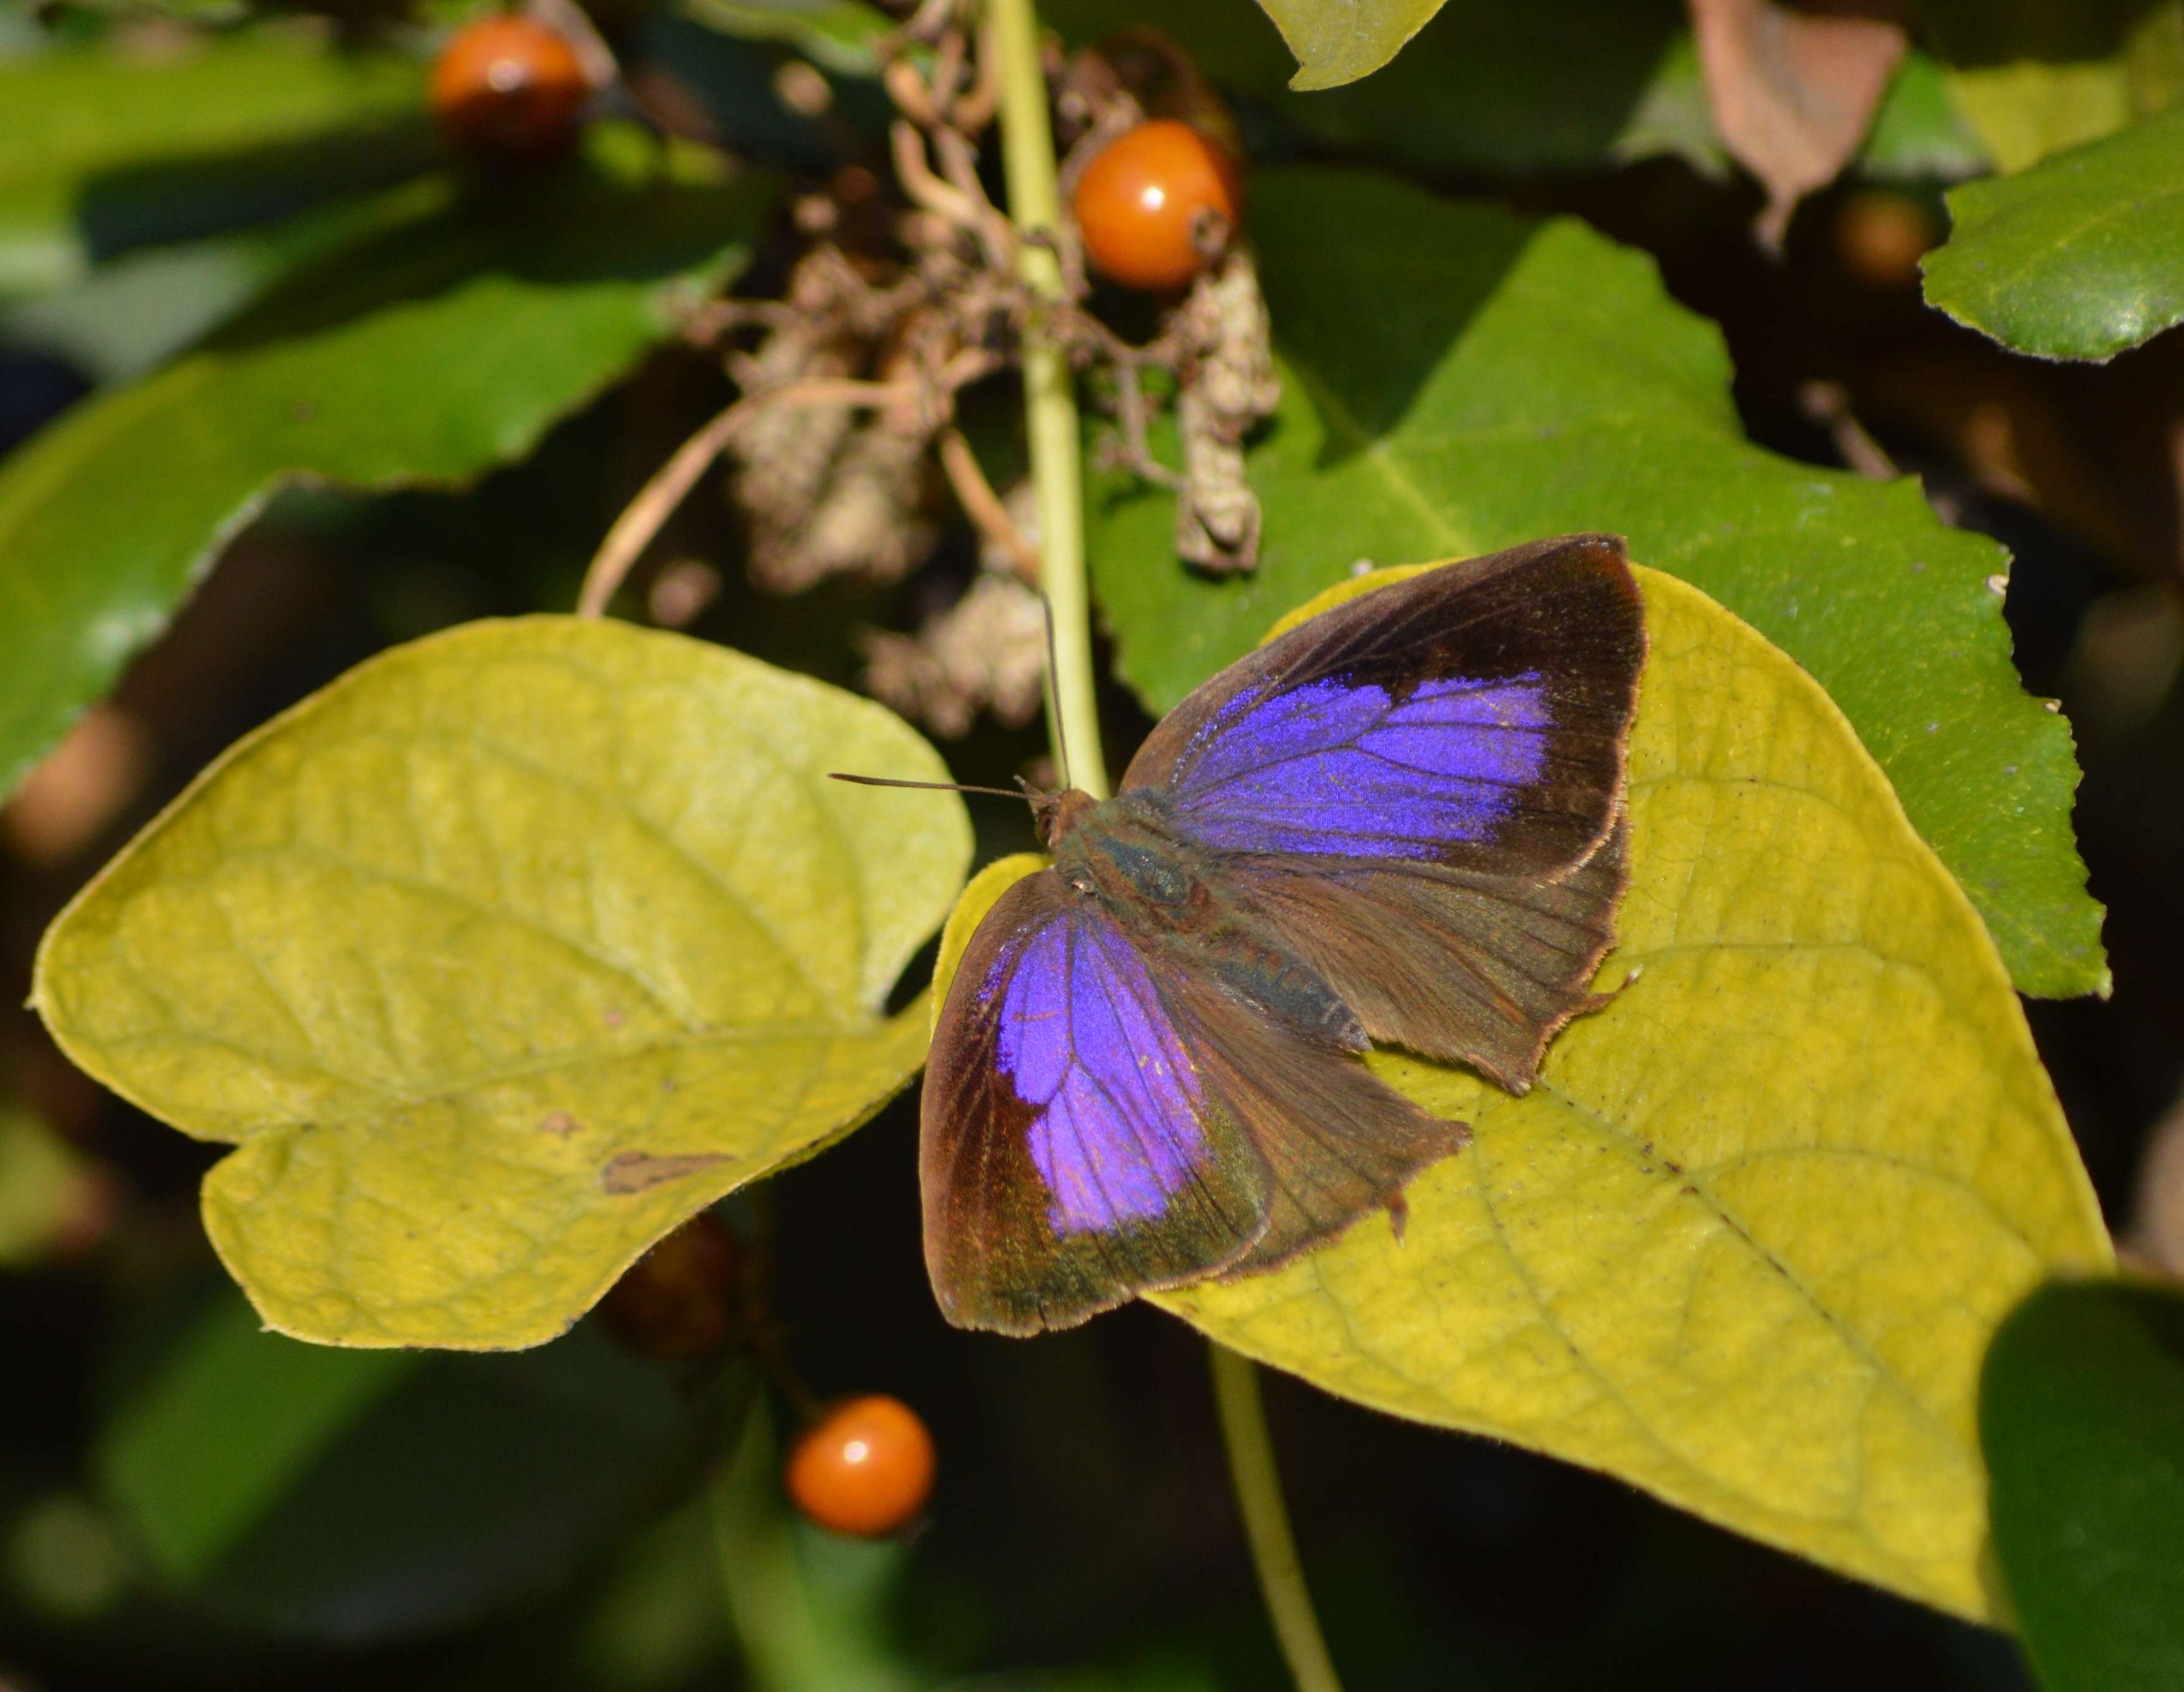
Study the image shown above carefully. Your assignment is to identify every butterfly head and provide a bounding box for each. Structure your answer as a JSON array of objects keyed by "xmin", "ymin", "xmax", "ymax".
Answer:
[{"xmin": 1030, "ymin": 787, "xmax": 1097, "ymax": 850}]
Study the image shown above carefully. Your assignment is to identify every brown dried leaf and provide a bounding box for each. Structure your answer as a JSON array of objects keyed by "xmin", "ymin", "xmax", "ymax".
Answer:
[{"xmin": 1687, "ymin": 0, "xmax": 1908, "ymax": 247}]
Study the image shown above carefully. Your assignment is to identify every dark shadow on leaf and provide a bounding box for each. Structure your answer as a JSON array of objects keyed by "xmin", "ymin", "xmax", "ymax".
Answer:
[
  {"xmin": 71, "ymin": 116, "xmax": 446, "ymax": 269},
  {"xmin": 199, "ymin": 164, "xmax": 771, "ymax": 356},
  {"xmin": 1249, "ymin": 169, "xmax": 1541, "ymax": 471},
  {"xmin": 1917, "ymin": 0, "xmax": 2171, "ymax": 67},
  {"xmin": 1048, "ymin": 0, "xmax": 1692, "ymax": 177}
]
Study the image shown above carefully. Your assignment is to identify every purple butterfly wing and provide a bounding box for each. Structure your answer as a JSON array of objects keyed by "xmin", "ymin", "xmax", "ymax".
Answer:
[
  {"xmin": 1120, "ymin": 535, "xmax": 1646, "ymax": 1091},
  {"xmin": 922, "ymin": 868, "xmax": 1272, "ymax": 1334}
]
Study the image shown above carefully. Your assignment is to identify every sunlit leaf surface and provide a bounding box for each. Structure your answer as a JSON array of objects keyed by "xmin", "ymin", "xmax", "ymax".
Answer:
[
  {"xmin": 938, "ymin": 567, "xmax": 2110, "ymax": 1617},
  {"xmin": 1925, "ymin": 106, "xmax": 2184, "ymax": 361},
  {"xmin": 35, "ymin": 618, "xmax": 971, "ymax": 1348},
  {"xmin": 1249, "ymin": 0, "xmax": 1446, "ymax": 90}
]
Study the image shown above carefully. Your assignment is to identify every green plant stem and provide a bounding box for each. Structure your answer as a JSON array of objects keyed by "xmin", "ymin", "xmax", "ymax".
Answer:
[
  {"xmin": 987, "ymin": 10, "xmax": 1336, "ymax": 1685},
  {"xmin": 1210, "ymin": 1344, "xmax": 1348, "ymax": 1692},
  {"xmin": 988, "ymin": 0, "xmax": 1105, "ymax": 798}
]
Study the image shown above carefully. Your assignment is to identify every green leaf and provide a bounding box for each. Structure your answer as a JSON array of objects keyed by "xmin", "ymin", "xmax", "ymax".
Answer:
[
  {"xmin": 1045, "ymin": 1, "xmax": 1974, "ymax": 182},
  {"xmin": 0, "ymin": 29, "xmax": 434, "ymax": 297},
  {"xmin": 1048, "ymin": 0, "xmax": 1704, "ymax": 175},
  {"xmin": 1918, "ymin": 0, "xmax": 2184, "ymax": 172},
  {"xmin": 0, "ymin": 155, "xmax": 769, "ymax": 802},
  {"xmin": 96, "ymin": 1283, "xmax": 747, "ymax": 1637},
  {"xmin": 1086, "ymin": 167, "xmax": 2104, "ymax": 998},
  {"xmin": 1, "ymin": 185, "xmax": 436, "ymax": 388},
  {"xmin": 1249, "ymin": 0, "xmax": 1446, "ymax": 91},
  {"xmin": 1923, "ymin": 106, "xmax": 2184, "ymax": 361},
  {"xmin": 34, "ymin": 617, "xmax": 971, "ymax": 1348},
  {"xmin": 676, "ymin": 0, "xmax": 897, "ymax": 76},
  {"xmin": 1941, "ymin": 61, "xmax": 2136, "ymax": 174},
  {"xmin": 1981, "ymin": 1279, "xmax": 2184, "ymax": 1692},
  {"xmin": 938, "ymin": 567, "xmax": 2111, "ymax": 1619},
  {"xmin": 1863, "ymin": 50, "xmax": 1993, "ymax": 180}
]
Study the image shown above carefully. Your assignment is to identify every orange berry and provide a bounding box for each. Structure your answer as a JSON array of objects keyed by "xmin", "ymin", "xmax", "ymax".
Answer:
[
  {"xmin": 1072, "ymin": 119, "xmax": 1242, "ymax": 292},
  {"xmin": 430, "ymin": 14, "xmax": 589, "ymax": 162},
  {"xmin": 1834, "ymin": 187, "xmax": 1941, "ymax": 292},
  {"xmin": 784, "ymin": 1395, "xmax": 936, "ymax": 1537}
]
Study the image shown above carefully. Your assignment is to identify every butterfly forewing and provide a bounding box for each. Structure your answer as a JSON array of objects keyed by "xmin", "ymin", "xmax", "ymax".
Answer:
[
  {"xmin": 1123, "ymin": 534, "xmax": 1643, "ymax": 881},
  {"xmin": 922, "ymin": 870, "xmax": 1272, "ymax": 1334}
]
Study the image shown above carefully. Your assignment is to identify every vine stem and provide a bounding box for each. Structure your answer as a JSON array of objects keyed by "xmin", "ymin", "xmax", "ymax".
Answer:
[
  {"xmin": 1210, "ymin": 1344, "xmax": 1348, "ymax": 1692},
  {"xmin": 989, "ymin": 4, "xmax": 1340, "ymax": 1686},
  {"xmin": 988, "ymin": 0, "xmax": 1104, "ymax": 796}
]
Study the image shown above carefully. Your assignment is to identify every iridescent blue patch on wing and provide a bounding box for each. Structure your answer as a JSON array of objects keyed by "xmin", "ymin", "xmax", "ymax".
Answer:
[
  {"xmin": 1162, "ymin": 672, "xmax": 1551, "ymax": 857},
  {"xmin": 990, "ymin": 911, "xmax": 1206, "ymax": 1235}
]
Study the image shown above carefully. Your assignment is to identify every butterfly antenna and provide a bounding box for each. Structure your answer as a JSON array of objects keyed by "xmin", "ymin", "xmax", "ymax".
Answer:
[
  {"xmin": 1042, "ymin": 597, "xmax": 1073, "ymax": 791},
  {"xmin": 827, "ymin": 773, "xmax": 1031, "ymax": 801}
]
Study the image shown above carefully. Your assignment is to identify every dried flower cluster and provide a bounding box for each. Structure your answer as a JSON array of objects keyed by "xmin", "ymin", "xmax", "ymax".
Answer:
[{"xmin": 646, "ymin": 7, "xmax": 1278, "ymax": 739}]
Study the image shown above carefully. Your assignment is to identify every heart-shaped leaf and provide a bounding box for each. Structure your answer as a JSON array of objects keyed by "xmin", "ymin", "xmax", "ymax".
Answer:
[
  {"xmin": 936, "ymin": 565, "xmax": 2110, "ymax": 1618},
  {"xmin": 0, "ymin": 149, "xmax": 770, "ymax": 801},
  {"xmin": 1924, "ymin": 106, "xmax": 2184, "ymax": 361},
  {"xmin": 1086, "ymin": 166, "xmax": 2103, "ymax": 998},
  {"xmin": 34, "ymin": 618, "xmax": 971, "ymax": 1348}
]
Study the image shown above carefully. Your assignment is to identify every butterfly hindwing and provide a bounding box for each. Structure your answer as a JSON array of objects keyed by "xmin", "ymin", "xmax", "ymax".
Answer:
[
  {"xmin": 1235, "ymin": 819, "xmax": 1631, "ymax": 1092},
  {"xmin": 1144, "ymin": 955, "xmax": 1467, "ymax": 1271},
  {"xmin": 1121, "ymin": 535, "xmax": 1645, "ymax": 1090},
  {"xmin": 921, "ymin": 869, "xmax": 1272, "ymax": 1335}
]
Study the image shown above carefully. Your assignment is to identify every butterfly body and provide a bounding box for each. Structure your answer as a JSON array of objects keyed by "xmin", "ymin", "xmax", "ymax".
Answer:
[
  {"xmin": 1047, "ymin": 789, "xmax": 1371, "ymax": 1053},
  {"xmin": 923, "ymin": 535, "xmax": 1647, "ymax": 1336}
]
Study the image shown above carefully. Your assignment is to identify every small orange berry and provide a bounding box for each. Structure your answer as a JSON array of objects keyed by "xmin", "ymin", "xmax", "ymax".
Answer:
[
  {"xmin": 784, "ymin": 1395, "xmax": 936, "ymax": 1537},
  {"xmin": 431, "ymin": 14, "xmax": 589, "ymax": 162},
  {"xmin": 1072, "ymin": 119, "xmax": 1242, "ymax": 292},
  {"xmin": 1834, "ymin": 187, "xmax": 1941, "ymax": 292}
]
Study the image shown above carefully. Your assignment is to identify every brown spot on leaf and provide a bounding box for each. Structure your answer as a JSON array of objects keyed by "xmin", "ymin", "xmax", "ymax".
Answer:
[
  {"xmin": 539, "ymin": 1111, "xmax": 582, "ymax": 1137},
  {"xmin": 601, "ymin": 1151, "xmax": 729, "ymax": 1194}
]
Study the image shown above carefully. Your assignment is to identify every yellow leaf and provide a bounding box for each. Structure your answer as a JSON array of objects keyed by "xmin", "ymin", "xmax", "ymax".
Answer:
[
  {"xmin": 34, "ymin": 618, "xmax": 971, "ymax": 1349},
  {"xmin": 1943, "ymin": 62, "xmax": 2134, "ymax": 173},
  {"xmin": 1253, "ymin": 0, "xmax": 1449, "ymax": 91},
  {"xmin": 935, "ymin": 565, "xmax": 2109, "ymax": 1617}
]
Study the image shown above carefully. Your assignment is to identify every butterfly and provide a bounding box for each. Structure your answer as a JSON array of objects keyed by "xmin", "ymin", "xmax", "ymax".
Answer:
[{"xmin": 918, "ymin": 534, "xmax": 1645, "ymax": 1336}]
